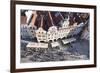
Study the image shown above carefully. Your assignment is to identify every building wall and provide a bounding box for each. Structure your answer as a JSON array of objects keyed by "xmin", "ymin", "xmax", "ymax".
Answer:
[
  {"xmin": 35, "ymin": 19, "xmax": 83, "ymax": 42},
  {"xmin": 36, "ymin": 27, "xmax": 47, "ymax": 42},
  {"xmin": 30, "ymin": 20, "xmax": 85, "ymax": 43},
  {"xmin": 21, "ymin": 16, "xmax": 27, "ymax": 24}
]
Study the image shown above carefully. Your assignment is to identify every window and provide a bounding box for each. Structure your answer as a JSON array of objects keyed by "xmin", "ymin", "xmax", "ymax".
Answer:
[
  {"xmin": 42, "ymin": 35, "xmax": 46, "ymax": 37},
  {"xmin": 38, "ymin": 35, "xmax": 41, "ymax": 37}
]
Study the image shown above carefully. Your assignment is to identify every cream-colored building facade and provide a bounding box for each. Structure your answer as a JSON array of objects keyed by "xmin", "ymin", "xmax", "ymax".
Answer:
[
  {"xmin": 35, "ymin": 16, "xmax": 74, "ymax": 42},
  {"xmin": 47, "ymin": 26, "xmax": 58, "ymax": 42},
  {"xmin": 24, "ymin": 11, "xmax": 84, "ymax": 43},
  {"xmin": 36, "ymin": 27, "xmax": 47, "ymax": 42}
]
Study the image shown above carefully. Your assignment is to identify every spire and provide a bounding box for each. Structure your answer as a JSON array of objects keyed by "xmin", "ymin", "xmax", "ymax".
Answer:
[
  {"xmin": 67, "ymin": 15, "xmax": 70, "ymax": 20},
  {"xmin": 40, "ymin": 15, "xmax": 44, "ymax": 27},
  {"xmin": 48, "ymin": 11, "xmax": 54, "ymax": 26},
  {"xmin": 25, "ymin": 11, "xmax": 33, "ymax": 25},
  {"xmin": 59, "ymin": 12, "xmax": 64, "ymax": 20},
  {"xmin": 31, "ymin": 11, "xmax": 37, "ymax": 27}
]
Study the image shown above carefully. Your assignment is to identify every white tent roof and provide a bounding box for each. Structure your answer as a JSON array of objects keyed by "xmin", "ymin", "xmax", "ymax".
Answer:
[
  {"xmin": 26, "ymin": 42, "xmax": 48, "ymax": 48},
  {"xmin": 51, "ymin": 42, "xmax": 59, "ymax": 47}
]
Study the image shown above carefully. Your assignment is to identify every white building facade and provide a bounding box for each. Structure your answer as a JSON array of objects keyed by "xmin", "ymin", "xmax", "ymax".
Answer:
[{"xmin": 36, "ymin": 27, "xmax": 47, "ymax": 42}]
